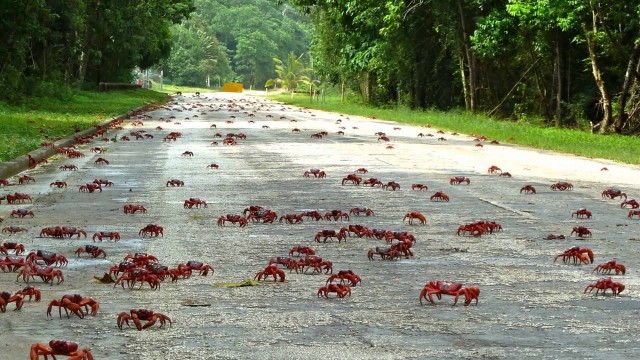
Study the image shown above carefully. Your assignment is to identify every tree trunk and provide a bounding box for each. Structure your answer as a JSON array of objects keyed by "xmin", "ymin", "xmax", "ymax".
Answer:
[
  {"xmin": 554, "ymin": 31, "xmax": 563, "ymax": 127},
  {"xmin": 457, "ymin": 0, "xmax": 477, "ymax": 112},
  {"xmin": 459, "ymin": 55, "xmax": 469, "ymax": 110},
  {"xmin": 612, "ymin": 42, "xmax": 640, "ymax": 132},
  {"xmin": 583, "ymin": 16, "xmax": 612, "ymax": 134}
]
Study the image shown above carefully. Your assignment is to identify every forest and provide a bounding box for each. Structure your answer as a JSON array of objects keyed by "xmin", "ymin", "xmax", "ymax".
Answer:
[
  {"xmin": 3, "ymin": 1, "xmax": 640, "ymax": 134},
  {"xmin": 288, "ymin": 0, "xmax": 640, "ymax": 134}
]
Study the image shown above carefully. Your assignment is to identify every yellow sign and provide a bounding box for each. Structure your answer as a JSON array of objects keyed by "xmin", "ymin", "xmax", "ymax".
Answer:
[{"xmin": 223, "ymin": 83, "xmax": 243, "ymax": 93}]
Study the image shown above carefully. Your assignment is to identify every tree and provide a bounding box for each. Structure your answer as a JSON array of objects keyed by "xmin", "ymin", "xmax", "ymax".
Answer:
[{"xmin": 266, "ymin": 52, "xmax": 311, "ymax": 94}]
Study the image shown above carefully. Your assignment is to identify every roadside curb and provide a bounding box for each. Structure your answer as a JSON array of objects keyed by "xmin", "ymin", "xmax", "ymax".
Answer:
[{"xmin": 0, "ymin": 103, "xmax": 154, "ymax": 180}]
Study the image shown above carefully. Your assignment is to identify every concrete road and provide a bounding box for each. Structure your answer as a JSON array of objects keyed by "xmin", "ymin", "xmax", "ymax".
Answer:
[{"xmin": 1, "ymin": 92, "xmax": 640, "ymax": 359}]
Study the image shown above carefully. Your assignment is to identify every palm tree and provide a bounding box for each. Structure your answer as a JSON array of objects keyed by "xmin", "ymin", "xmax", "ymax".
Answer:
[{"xmin": 265, "ymin": 52, "xmax": 310, "ymax": 95}]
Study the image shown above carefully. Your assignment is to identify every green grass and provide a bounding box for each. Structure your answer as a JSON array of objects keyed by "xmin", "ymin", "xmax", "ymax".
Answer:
[
  {"xmin": 0, "ymin": 89, "xmax": 168, "ymax": 162},
  {"xmin": 268, "ymin": 94, "xmax": 640, "ymax": 165},
  {"xmin": 151, "ymin": 82, "xmax": 221, "ymax": 94}
]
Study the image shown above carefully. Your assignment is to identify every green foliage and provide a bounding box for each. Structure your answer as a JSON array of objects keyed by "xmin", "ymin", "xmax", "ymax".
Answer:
[
  {"xmin": 0, "ymin": 89, "xmax": 167, "ymax": 162},
  {"xmin": 163, "ymin": 0, "xmax": 311, "ymax": 88},
  {"xmin": 268, "ymin": 52, "xmax": 311, "ymax": 93}
]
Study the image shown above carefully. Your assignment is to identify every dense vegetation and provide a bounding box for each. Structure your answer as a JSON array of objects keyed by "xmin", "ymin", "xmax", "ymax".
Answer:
[
  {"xmin": 0, "ymin": 0, "xmax": 193, "ymax": 99},
  {"xmin": 161, "ymin": 0, "xmax": 310, "ymax": 89},
  {"xmin": 288, "ymin": 0, "xmax": 640, "ymax": 134}
]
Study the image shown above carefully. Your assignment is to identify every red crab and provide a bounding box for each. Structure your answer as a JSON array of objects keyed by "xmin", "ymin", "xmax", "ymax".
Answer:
[
  {"xmin": 74, "ymin": 245, "xmax": 107, "ymax": 258},
  {"xmin": 30, "ymin": 340, "xmax": 94, "ymax": 360},
  {"xmin": 17, "ymin": 264, "xmax": 64, "ymax": 284},
  {"xmin": 314, "ymin": 229, "xmax": 347, "ymax": 243},
  {"xmin": 92, "ymin": 231, "xmax": 121, "ymax": 242},
  {"xmin": 177, "ymin": 261, "xmax": 214, "ymax": 277},
  {"xmin": 571, "ymin": 208, "xmax": 592, "ymax": 219},
  {"xmin": 26, "ymin": 250, "xmax": 68, "ymax": 267},
  {"xmin": 367, "ymin": 246, "xmax": 400, "ymax": 261},
  {"xmin": 0, "ymin": 256, "xmax": 28, "ymax": 272},
  {"xmin": 593, "ymin": 260, "xmax": 626, "ymax": 275},
  {"xmin": 326, "ymin": 270, "xmax": 361, "ymax": 287},
  {"xmin": 520, "ymin": 185, "xmax": 536, "ymax": 194},
  {"xmin": 411, "ymin": 183, "xmax": 428, "ymax": 191},
  {"xmin": 382, "ymin": 181, "xmax": 400, "ymax": 190},
  {"xmin": 50, "ymin": 181, "xmax": 67, "ymax": 188},
  {"xmin": 16, "ymin": 286, "xmax": 41, "ymax": 302},
  {"xmin": 554, "ymin": 246, "xmax": 594, "ymax": 265},
  {"xmin": 317, "ymin": 283, "xmax": 351, "ymax": 298},
  {"xmin": 117, "ymin": 309, "xmax": 172, "ymax": 331},
  {"xmin": 124, "ymin": 204, "xmax": 147, "ymax": 214},
  {"xmin": 363, "ymin": 178, "xmax": 383, "ymax": 187},
  {"xmin": 254, "ymin": 264, "xmax": 286, "ymax": 282},
  {"xmin": 2, "ymin": 226, "xmax": 28, "ymax": 234},
  {"xmin": 184, "ymin": 198, "xmax": 208, "ymax": 209},
  {"xmin": 303, "ymin": 168, "xmax": 326, "ymax": 178},
  {"xmin": 217, "ymin": 214, "xmax": 248, "ymax": 227},
  {"xmin": 355, "ymin": 168, "xmax": 368, "ymax": 174},
  {"xmin": 571, "ymin": 226, "xmax": 592, "ymax": 237},
  {"xmin": 419, "ymin": 280, "xmax": 480, "ymax": 306},
  {"xmin": 403, "ymin": 211, "xmax": 426, "ymax": 225},
  {"xmin": 487, "ymin": 165, "xmax": 502, "ymax": 174},
  {"xmin": 550, "ymin": 182, "xmax": 573, "ymax": 191},
  {"xmin": 10, "ymin": 209, "xmax": 34, "ymax": 218},
  {"xmin": 18, "ymin": 175, "xmax": 35, "ymax": 184},
  {"xmin": 499, "ymin": 172, "xmax": 512, "ymax": 177},
  {"xmin": 59, "ymin": 164, "xmax": 78, "ymax": 171},
  {"xmin": 61, "ymin": 226, "xmax": 87, "ymax": 238},
  {"xmin": 79, "ymin": 183, "xmax": 102, "ymax": 193},
  {"xmin": 289, "ymin": 245, "xmax": 315, "ymax": 257},
  {"xmin": 138, "ymin": 224, "xmax": 163, "ymax": 237},
  {"xmin": 47, "ymin": 294, "xmax": 99, "ymax": 319},
  {"xmin": 450, "ymin": 176, "xmax": 470, "ymax": 185},
  {"xmin": 207, "ymin": 163, "xmax": 220, "ymax": 169},
  {"xmin": 629, "ymin": 210, "xmax": 640, "ymax": 219},
  {"xmin": 0, "ymin": 290, "xmax": 24, "ymax": 312},
  {"xmin": 349, "ymin": 207, "xmax": 374, "ymax": 216},
  {"xmin": 602, "ymin": 188, "xmax": 627, "ymax": 200},
  {"xmin": 342, "ymin": 174, "xmax": 362, "ymax": 186},
  {"xmin": 278, "ymin": 214, "xmax": 304, "ymax": 224},
  {"xmin": 430, "ymin": 191, "xmax": 450, "ymax": 202},
  {"xmin": 93, "ymin": 179, "xmax": 114, "ymax": 187},
  {"xmin": 584, "ymin": 277, "xmax": 625, "ymax": 296},
  {"xmin": 94, "ymin": 157, "xmax": 109, "ymax": 165},
  {"xmin": 620, "ymin": 199, "xmax": 640, "ymax": 209},
  {"xmin": 324, "ymin": 210, "xmax": 350, "ymax": 221},
  {"xmin": 166, "ymin": 179, "xmax": 184, "ymax": 187},
  {"xmin": 1, "ymin": 242, "xmax": 26, "ymax": 255}
]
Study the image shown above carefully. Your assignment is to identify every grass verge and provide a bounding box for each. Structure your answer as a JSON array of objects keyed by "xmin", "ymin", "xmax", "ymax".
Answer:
[
  {"xmin": 0, "ymin": 89, "xmax": 168, "ymax": 162},
  {"xmin": 268, "ymin": 94, "xmax": 640, "ymax": 165},
  {"xmin": 151, "ymin": 82, "xmax": 221, "ymax": 94}
]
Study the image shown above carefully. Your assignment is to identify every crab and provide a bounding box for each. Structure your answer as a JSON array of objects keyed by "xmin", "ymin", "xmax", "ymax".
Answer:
[
  {"xmin": 74, "ymin": 245, "xmax": 107, "ymax": 258},
  {"xmin": 0, "ymin": 179, "xmax": 9, "ymax": 186},
  {"xmin": 92, "ymin": 231, "xmax": 121, "ymax": 242},
  {"xmin": 419, "ymin": 280, "xmax": 480, "ymax": 306},
  {"xmin": 26, "ymin": 250, "xmax": 68, "ymax": 267},
  {"xmin": 16, "ymin": 286, "xmax": 41, "ymax": 302},
  {"xmin": 411, "ymin": 183, "xmax": 428, "ymax": 191},
  {"xmin": 0, "ymin": 256, "xmax": 28, "ymax": 272},
  {"xmin": 342, "ymin": 174, "xmax": 362, "ymax": 186},
  {"xmin": 499, "ymin": 172, "xmax": 512, "ymax": 177},
  {"xmin": 554, "ymin": 246, "xmax": 594, "ymax": 265},
  {"xmin": 0, "ymin": 290, "xmax": 24, "ymax": 312},
  {"xmin": 324, "ymin": 210, "xmax": 350, "ymax": 221},
  {"xmin": 47, "ymin": 294, "xmax": 99, "ymax": 319},
  {"xmin": 317, "ymin": 283, "xmax": 351, "ymax": 298},
  {"xmin": 620, "ymin": 199, "xmax": 640, "ymax": 209},
  {"xmin": 217, "ymin": 214, "xmax": 248, "ymax": 227},
  {"xmin": 254, "ymin": 264, "xmax": 286, "ymax": 282},
  {"xmin": 79, "ymin": 183, "xmax": 102, "ymax": 192},
  {"xmin": 123, "ymin": 204, "xmax": 147, "ymax": 214},
  {"xmin": 184, "ymin": 198, "xmax": 208, "ymax": 208},
  {"xmin": 403, "ymin": 211, "xmax": 426, "ymax": 225},
  {"xmin": 3, "ymin": 192, "xmax": 32, "ymax": 204},
  {"xmin": 449, "ymin": 176, "xmax": 470, "ymax": 185},
  {"xmin": 584, "ymin": 277, "xmax": 625, "ymax": 296},
  {"xmin": 349, "ymin": 207, "xmax": 374, "ymax": 217},
  {"xmin": 543, "ymin": 234, "xmax": 566, "ymax": 240},
  {"xmin": 520, "ymin": 185, "xmax": 536, "ymax": 194},
  {"xmin": 166, "ymin": 179, "xmax": 184, "ymax": 187},
  {"xmin": 17, "ymin": 264, "xmax": 65, "ymax": 284},
  {"xmin": 139, "ymin": 224, "xmax": 163, "ymax": 237},
  {"xmin": 593, "ymin": 260, "xmax": 626, "ymax": 275},
  {"xmin": 59, "ymin": 164, "xmax": 78, "ymax": 171},
  {"xmin": 10, "ymin": 209, "xmax": 34, "ymax": 218},
  {"xmin": 367, "ymin": 246, "xmax": 400, "ymax": 261},
  {"xmin": 629, "ymin": 210, "xmax": 640, "ymax": 219},
  {"xmin": 363, "ymin": 178, "xmax": 383, "ymax": 187},
  {"xmin": 30, "ymin": 340, "xmax": 94, "ymax": 360},
  {"xmin": 289, "ymin": 245, "xmax": 316, "ymax": 257},
  {"xmin": 487, "ymin": 166, "xmax": 502, "ymax": 174},
  {"xmin": 207, "ymin": 163, "xmax": 220, "ymax": 169},
  {"xmin": 94, "ymin": 157, "xmax": 109, "ymax": 165},
  {"xmin": 113, "ymin": 268, "xmax": 161, "ymax": 290},
  {"xmin": 315, "ymin": 229, "xmax": 347, "ymax": 243},
  {"xmin": 18, "ymin": 175, "xmax": 35, "ymax": 184},
  {"xmin": 303, "ymin": 168, "xmax": 326, "ymax": 178},
  {"xmin": 117, "ymin": 309, "xmax": 172, "ymax": 331},
  {"xmin": 50, "ymin": 181, "xmax": 68, "ymax": 188},
  {"xmin": 62, "ymin": 226, "xmax": 87, "ymax": 238},
  {"xmin": 93, "ymin": 179, "xmax": 114, "ymax": 187},
  {"xmin": 550, "ymin": 182, "xmax": 573, "ymax": 191},
  {"xmin": 430, "ymin": 191, "xmax": 450, "ymax": 202},
  {"xmin": 602, "ymin": 188, "xmax": 627, "ymax": 200},
  {"xmin": 355, "ymin": 168, "xmax": 368, "ymax": 174},
  {"xmin": 278, "ymin": 213, "xmax": 304, "ymax": 224},
  {"xmin": 0, "ymin": 242, "xmax": 26, "ymax": 255},
  {"xmin": 177, "ymin": 261, "xmax": 214, "ymax": 277},
  {"xmin": 571, "ymin": 226, "xmax": 592, "ymax": 238},
  {"xmin": 40, "ymin": 226, "xmax": 64, "ymax": 238},
  {"xmin": 2, "ymin": 226, "xmax": 27, "ymax": 235},
  {"xmin": 382, "ymin": 181, "xmax": 400, "ymax": 190},
  {"xmin": 326, "ymin": 270, "xmax": 361, "ymax": 287},
  {"xmin": 571, "ymin": 208, "xmax": 592, "ymax": 219}
]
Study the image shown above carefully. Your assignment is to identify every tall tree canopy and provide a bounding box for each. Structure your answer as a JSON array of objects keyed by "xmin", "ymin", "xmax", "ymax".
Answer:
[
  {"xmin": 289, "ymin": 0, "xmax": 640, "ymax": 134},
  {"xmin": 163, "ymin": 0, "xmax": 311, "ymax": 89}
]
